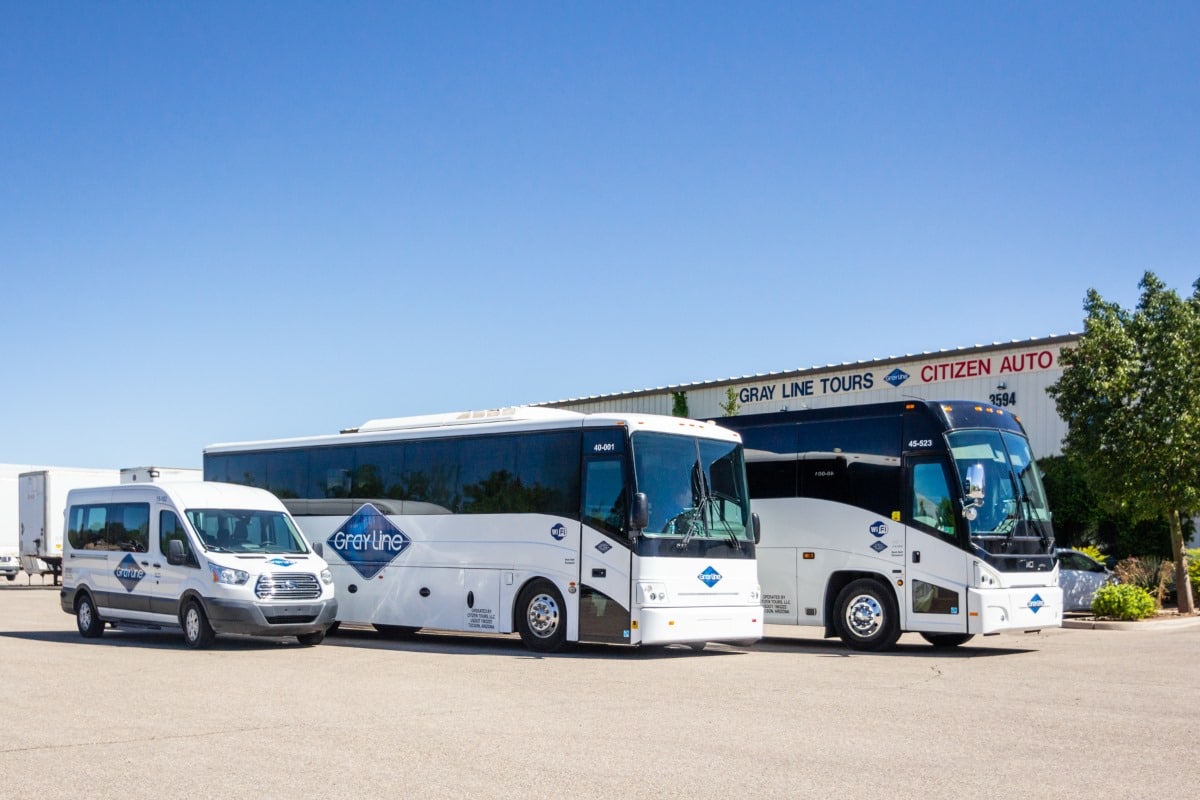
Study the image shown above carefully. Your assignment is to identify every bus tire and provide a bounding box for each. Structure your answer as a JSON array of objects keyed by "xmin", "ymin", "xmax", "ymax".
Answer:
[
  {"xmin": 75, "ymin": 592, "xmax": 105, "ymax": 638},
  {"xmin": 374, "ymin": 624, "xmax": 421, "ymax": 638},
  {"xmin": 517, "ymin": 579, "xmax": 567, "ymax": 653},
  {"xmin": 181, "ymin": 599, "xmax": 216, "ymax": 649},
  {"xmin": 920, "ymin": 632, "xmax": 974, "ymax": 648},
  {"xmin": 834, "ymin": 579, "xmax": 900, "ymax": 652}
]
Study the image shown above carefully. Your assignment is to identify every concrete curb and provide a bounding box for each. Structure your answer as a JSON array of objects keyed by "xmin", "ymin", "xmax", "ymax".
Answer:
[{"xmin": 1062, "ymin": 613, "xmax": 1200, "ymax": 631}]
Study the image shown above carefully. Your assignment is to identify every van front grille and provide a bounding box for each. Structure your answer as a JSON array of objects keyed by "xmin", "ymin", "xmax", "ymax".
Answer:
[{"xmin": 255, "ymin": 572, "xmax": 321, "ymax": 600}]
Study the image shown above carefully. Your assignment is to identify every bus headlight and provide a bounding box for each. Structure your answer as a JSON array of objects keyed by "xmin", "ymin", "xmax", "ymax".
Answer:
[
  {"xmin": 211, "ymin": 565, "xmax": 250, "ymax": 585},
  {"xmin": 320, "ymin": 568, "xmax": 333, "ymax": 586},
  {"xmin": 637, "ymin": 582, "xmax": 669, "ymax": 604},
  {"xmin": 973, "ymin": 560, "xmax": 1001, "ymax": 589}
]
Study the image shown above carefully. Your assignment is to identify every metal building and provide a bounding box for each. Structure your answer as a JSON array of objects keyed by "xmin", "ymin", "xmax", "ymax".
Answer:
[{"xmin": 539, "ymin": 333, "xmax": 1080, "ymax": 460}]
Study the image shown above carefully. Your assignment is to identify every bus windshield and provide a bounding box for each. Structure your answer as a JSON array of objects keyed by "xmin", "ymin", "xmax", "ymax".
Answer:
[
  {"xmin": 631, "ymin": 432, "xmax": 753, "ymax": 544},
  {"xmin": 948, "ymin": 429, "xmax": 1054, "ymax": 558},
  {"xmin": 186, "ymin": 508, "xmax": 309, "ymax": 555}
]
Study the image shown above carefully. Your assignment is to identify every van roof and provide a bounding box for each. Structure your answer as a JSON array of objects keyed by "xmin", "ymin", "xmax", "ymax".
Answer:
[{"xmin": 66, "ymin": 481, "xmax": 286, "ymax": 511}]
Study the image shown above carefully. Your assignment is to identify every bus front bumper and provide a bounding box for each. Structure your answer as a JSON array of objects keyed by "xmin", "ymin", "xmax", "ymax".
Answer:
[
  {"xmin": 635, "ymin": 605, "xmax": 764, "ymax": 646},
  {"xmin": 968, "ymin": 586, "xmax": 1063, "ymax": 635}
]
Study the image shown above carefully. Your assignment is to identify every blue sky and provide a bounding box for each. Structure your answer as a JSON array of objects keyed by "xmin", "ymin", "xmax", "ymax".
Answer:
[{"xmin": 2, "ymin": 2, "xmax": 1197, "ymax": 469}]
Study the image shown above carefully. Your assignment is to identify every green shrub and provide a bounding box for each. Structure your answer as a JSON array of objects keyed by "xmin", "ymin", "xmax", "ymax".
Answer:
[
  {"xmin": 1188, "ymin": 548, "xmax": 1200, "ymax": 602},
  {"xmin": 1114, "ymin": 556, "xmax": 1172, "ymax": 605},
  {"xmin": 1091, "ymin": 583, "xmax": 1157, "ymax": 620}
]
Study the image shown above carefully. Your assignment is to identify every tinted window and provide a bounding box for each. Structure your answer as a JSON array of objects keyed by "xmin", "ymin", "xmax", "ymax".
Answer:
[
  {"xmin": 67, "ymin": 503, "xmax": 150, "ymax": 552},
  {"xmin": 210, "ymin": 431, "xmax": 583, "ymax": 517},
  {"xmin": 159, "ymin": 510, "xmax": 198, "ymax": 567},
  {"xmin": 798, "ymin": 416, "xmax": 901, "ymax": 457},
  {"xmin": 584, "ymin": 458, "xmax": 626, "ymax": 536},
  {"xmin": 745, "ymin": 460, "xmax": 797, "ymax": 498},
  {"xmin": 308, "ymin": 445, "xmax": 353, "ymax": 499}
]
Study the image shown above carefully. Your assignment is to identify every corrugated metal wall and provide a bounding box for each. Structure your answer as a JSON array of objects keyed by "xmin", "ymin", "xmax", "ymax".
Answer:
[{"xmin": 544, "ymin": 335, "xmax": 1077, "ymax": 459}]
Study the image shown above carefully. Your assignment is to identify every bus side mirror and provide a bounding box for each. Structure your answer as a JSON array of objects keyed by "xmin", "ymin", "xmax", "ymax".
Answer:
[
  {"xmin": 752, "ymin": 512, "xmax": 761, "ymax": 545},
  {"xmin": 167, "ymin": 538, "xmax": 187, "ymax": 566},
  {"xmin": 630, "ymin": 492, "xmax": 649, "ymax": 535},
  {"xmin": 964, "ymin": 463, "xmax": 986, "ymax": 503}
]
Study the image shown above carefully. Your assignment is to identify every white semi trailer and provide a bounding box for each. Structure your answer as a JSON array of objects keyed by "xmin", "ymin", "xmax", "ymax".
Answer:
[{"xmin": 19, "ymin": 468, "xmax": 120, "ymax": 582}]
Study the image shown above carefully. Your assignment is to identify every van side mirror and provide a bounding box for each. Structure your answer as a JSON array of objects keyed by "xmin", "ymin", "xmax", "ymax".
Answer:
[
  {"xmin": 311, "ymin": 541, "xmax": 324, "ymax": 558},
  {"xmin": 167, "ymin": 538, "xmax": 187, "ymax": 566},
  {"xmin": 752, "ymin": 512, "xmax": 761, "ymax": 545},
  {"xmin": 630, "ymin": 492, "xmax": 649, "ymax": 536}
]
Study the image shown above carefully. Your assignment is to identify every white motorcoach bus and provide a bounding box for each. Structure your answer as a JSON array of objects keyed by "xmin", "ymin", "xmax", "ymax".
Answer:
[
  {"xmin": 718, "ymin": 400, "xmax": 1063, "ymax": 650},
  {"xmin": 204, "ymin": 408, "xmax": 763, "ymax": 652}
]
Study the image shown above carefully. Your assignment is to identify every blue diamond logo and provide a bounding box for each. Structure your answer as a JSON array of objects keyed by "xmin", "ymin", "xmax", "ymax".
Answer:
[
  {"xmin": 884, "ymin": 368, "xmax": 910, "ymax": 387},
  {"xmin": 870, "ymin": 540, "xmax": 888, "ymax": 553},
  {"xmin": 327, "ymin": 503, "xmax": 411, "ymax": 580},
  {"xmin": 698, "ymin": 566, "xmax": 723, "ymax": 587},
  {"xmin": 595, "ymin": 541, "xmax": 612, "ymax": 554},
  {"xmin": 1028, "ymin": 593, "xmax": 1045, "ymax": 614},
  {"xmin": 113, "ymin": 553, "xmax": 146, "ymax": 592}
]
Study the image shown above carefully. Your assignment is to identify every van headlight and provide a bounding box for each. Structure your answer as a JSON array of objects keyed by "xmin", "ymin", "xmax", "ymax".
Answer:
[
  {"xmin": 320, "ymin": 568, "xmax": 333, "ymax": 586},
  {"xmin": 211, "ymin": 565, "xmax": 250, "ymax": 585}
]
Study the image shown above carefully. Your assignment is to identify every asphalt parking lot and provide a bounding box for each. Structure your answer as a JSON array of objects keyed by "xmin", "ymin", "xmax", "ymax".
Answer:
[{"xmin": 1, "ymin": 582, "xmax": 1196, "ymax": 799}]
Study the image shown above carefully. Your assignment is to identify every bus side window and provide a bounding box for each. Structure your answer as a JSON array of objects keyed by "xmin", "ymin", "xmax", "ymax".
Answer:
[{"xmin": 911, "ymin": 462, "xmax": 956, "ymax": 539}]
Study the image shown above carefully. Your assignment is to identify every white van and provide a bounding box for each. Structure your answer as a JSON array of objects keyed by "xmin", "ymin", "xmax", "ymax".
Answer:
[{"xmin": 60, "ymin": 482, "xmax": 337, "ymax": 648}]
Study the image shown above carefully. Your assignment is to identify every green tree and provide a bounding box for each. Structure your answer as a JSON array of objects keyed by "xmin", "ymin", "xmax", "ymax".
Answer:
[
  {"xmin": 720, "ymin": 387, "xmax": 740, "ymax": 417},
  {"xmin": 671, "ymin": 391, "xmax": 689, "ymax": 418},
  {"xmin": 1047, "ymin": 272, "xmax": 1199, "ymax": 613}
]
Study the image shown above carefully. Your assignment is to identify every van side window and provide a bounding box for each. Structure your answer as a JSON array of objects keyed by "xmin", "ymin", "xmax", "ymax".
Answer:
[
  {"xmin": 66, "ymin": 503, "xmax": 150, "ymax": 552},
  {"xmin": 160, "ymin": 511, "xmax": 198, "ymax": 567}
]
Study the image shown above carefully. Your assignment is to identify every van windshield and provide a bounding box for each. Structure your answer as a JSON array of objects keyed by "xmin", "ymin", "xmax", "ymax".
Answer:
[{"xmin": 186, "ymin": 508, "xmax": 309, "ymax": 554}]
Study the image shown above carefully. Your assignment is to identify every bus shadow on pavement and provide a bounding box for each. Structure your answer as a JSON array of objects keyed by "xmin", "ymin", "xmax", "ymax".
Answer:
[
  {"xmin": 755, "ymin": 636, "xmax": 1040, "ymax": 658},
  {"xmin": 323, "ymin": 625, "xmax": 751, "ymax": 660}
]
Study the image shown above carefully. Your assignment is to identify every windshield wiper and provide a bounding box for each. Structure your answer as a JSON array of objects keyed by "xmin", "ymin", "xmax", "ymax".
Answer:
[
  {"xmin": 706, "ymin": 490, "xmax": 742, "ymax": 550},
  {"xmin": 674, "ymin": 506, "xmax": 703, "ymax": 550}
]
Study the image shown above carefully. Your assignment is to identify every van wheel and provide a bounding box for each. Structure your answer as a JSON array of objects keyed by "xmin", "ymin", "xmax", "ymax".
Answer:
[
  {"xmin": 76, "ymin": 593, "xmax": 104, "ymax": 638},
  {"xmin": 834, "ymin": 578, "xmax": 901, "ymax": 652},
  {"xmin": 920, "ymin": 632, "xmax": 974, "ymax": 648},
  {"xmin": 517, "ymin": 579, "xmax": 567, "ymax": 653},
  {"xmin": 181, "ymin": 599, "xmax": 216, "ymax": 649},
  {"xmin": 297, "ymin": 630, "xmax": 325, "ymax": 646}
]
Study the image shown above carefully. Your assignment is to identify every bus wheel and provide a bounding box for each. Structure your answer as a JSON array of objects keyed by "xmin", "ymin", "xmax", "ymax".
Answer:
[
  {"xmin": 920, "ymin": 632, "xmax": 974, "ymax": 648},
  {"xmin": 75, "ymin": 593, "xmax": 104, "ymax": 638},
  {"xmin": 517, "ymin": 579, "xmax": 567, "ymax": 653},
  {"xmin": 182, "ymin": 599, "xmax": 216, "ymax": 649},
  {"xmin": 834, "ymin": 579, "xmax": 900, "ymax": 652},
  {"xmin": 374, "ymin": 624, "xmax": 421, "ymax": 638}
]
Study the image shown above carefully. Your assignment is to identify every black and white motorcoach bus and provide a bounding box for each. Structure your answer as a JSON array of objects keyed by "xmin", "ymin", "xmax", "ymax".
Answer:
[{"xmin": 718, "ymin": 400, "xmax": 1062, "ymax": 651}]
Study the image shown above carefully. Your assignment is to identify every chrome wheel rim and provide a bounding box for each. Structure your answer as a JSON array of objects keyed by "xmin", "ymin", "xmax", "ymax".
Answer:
[
  {"xmin": 845, "ymin": 593, "xmax": 884, "ymax": 639},
  {"xmin": 526, "ymin": 592, "xmax": 560, "ymax": 639}
]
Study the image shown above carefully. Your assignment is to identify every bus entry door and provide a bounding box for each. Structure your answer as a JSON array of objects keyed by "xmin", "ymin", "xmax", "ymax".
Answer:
[
  {"xmin": 904, "ymin": 458, "xmax": 970, "ymax": 635},
  {"xmin": 578, "ymin": 455, "xmax": 633, "ymax": 644}
]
